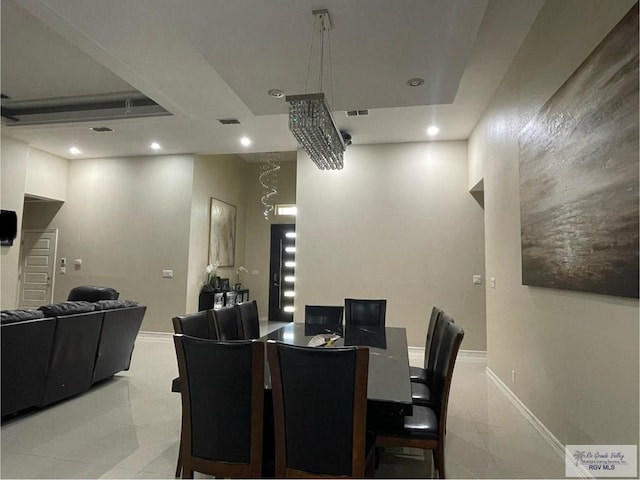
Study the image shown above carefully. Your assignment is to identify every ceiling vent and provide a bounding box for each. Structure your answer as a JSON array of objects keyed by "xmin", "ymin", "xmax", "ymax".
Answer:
[
  {"xmin": 1, "ymin": 91, "xmax": 170, "ymax": 126},
  {"xmin": 90, "ymin": 126, "xmax": 114, "ymax": 132},
  {"xmin": 218, "ymin": 118, "xmax": 241, "ymax": 125},
  {"xmin": 346, "ymin": 110, "xmax": 369, "ymax": 117}
]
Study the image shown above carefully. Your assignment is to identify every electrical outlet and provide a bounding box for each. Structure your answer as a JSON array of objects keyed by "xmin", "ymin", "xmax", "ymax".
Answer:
[{"xmin": 490, "ymin": 277, "xmax": 496, "ymax": 288}]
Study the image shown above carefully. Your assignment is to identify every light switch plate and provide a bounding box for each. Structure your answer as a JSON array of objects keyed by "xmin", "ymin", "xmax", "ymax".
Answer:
[
  {"xmin": 472, "ymin": 274, "xmax": 482, "ymax": 284},
  {"xmin": 162, "ymin": 269, "xmax": 174, "ymax": 278}
]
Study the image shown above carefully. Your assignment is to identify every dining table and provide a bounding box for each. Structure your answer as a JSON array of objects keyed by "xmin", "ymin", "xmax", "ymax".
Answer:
[{"xmin": 259, "ymin": 322, "xmax": 413, "ymax": 417}]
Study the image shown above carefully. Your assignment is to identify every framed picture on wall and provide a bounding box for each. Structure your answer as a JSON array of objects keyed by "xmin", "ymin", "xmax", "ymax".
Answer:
[{"xmin": 209, "ymin": 198, "xmax": 236, "ymax": 267}]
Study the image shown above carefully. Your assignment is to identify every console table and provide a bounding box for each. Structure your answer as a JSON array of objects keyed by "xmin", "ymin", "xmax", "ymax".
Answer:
[{"xmin": 198, "ymin": 289, "xmax": 249, "ymax": 311}]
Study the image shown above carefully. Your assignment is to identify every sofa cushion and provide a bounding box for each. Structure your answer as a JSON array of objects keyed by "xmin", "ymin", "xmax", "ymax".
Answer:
[
  {"xmin": 39, "ymin": 301, "xmax": 96, "ymax": 317},
  {"xmin": 93, "ymin": 299, "xmax": 140, "ymax": 310},
  {"xmin": 1, "ymin": 309, "xmax": 45, "ymax": 324},
  {"xmin": 67, "ymin": 286, "xmax": 119, "ymax": 302}
]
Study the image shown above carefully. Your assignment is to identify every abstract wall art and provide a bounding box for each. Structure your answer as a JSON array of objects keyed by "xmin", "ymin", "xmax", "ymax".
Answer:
[
  {"xmin": 519, "ymin": 4, "xmax": 639, "ymax": 298},
  {"xmin": 209, "ymin": 198, "xmax": 236, "ymax": 267}
]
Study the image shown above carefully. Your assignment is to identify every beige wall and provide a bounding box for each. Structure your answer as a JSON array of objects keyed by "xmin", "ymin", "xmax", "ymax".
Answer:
[
  {"xmin": 187, "ymin": 154, "xmax": 249, "ymax": 314},
  {"xmin": 468, "ymin": 0, "xmax": 638, "ymax": 445},
  {"xmin": 295, "ymin": 142, "xmax": 486, "ymax": 350},
  {"xmin": 1, "ymin": 136, "xmax": 30, "ymax": 309},
  {"xmin": 243, "ymin": 160, "xmax": 297, "ymax": 319},
  {"xmin": 25, "ymin": 148, "xmax": 69, "ymax": 201},
  {"xmin": 24, "ymin": 154, "xmax": 195, "ymax": 332}
]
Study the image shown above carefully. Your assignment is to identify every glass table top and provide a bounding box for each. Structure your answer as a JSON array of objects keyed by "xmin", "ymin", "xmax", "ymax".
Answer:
[{"xmin": 260, "ymin": 323, "xmax": 413, "ymax": 412}]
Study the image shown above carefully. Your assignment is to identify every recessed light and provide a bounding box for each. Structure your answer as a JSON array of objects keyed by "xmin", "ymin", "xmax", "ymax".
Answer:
[
  {"xmin": 407, "ymin": 77, "xmax": 425, "ymax": 87},
  {"xmin": 150, "ymin": 142, "xmax": 161, "ymax": 150},
  {"xmin": 427, "ymin": 126, "xmax": 440, "ymax": 136},
  {"xmin": 240, "ymin": 136, "xmax": 251, "ymax": 147},
  {"xmin": 69, "ymin": 146, "xmax": 81, "ymax": 155},
  {"xmin": 268, "ymin": 89, "xmax": 284, "ymax": 98}
]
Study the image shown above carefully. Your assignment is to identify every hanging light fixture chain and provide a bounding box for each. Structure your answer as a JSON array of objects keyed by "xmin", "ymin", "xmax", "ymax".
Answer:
[
  {"xmin": 318, "ymin": 15, "xmax": 325, "ymax": 93},
  {"xmin": 304, "ymin": 15, "xmax": 318, "ymax": 94},
  {"xmin": 328, "ymin": 24, "xmax": 334, "ymax": 111}
]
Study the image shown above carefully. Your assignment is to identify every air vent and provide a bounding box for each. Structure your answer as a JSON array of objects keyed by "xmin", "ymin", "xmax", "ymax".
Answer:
[
  {"xmin": 1, "ymin": 91, "xmax": 170, "ymax": 126},
  {"xmin": 346, "ymin": 110, "xmax": 369, "ymax": 117},
  {"xmin": 90, "ymin": 126, "xmax": 114, "ymax": 132},
  {"xmin": 218, "ymin": 118, "xmax": 241, "ymax": 125}
]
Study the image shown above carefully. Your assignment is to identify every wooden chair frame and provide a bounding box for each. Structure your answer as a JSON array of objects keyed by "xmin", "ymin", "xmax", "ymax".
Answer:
[
  {"xmin": 267, "ymin": 341, "xmax": 372, "ymax": 478},
  {"xmin": 174, "ymin": 336, "xmax": 264, "ymax": 479},
  {"xmin": 171, "ymin": 311, "xmax": 218, "ymax": 477}
]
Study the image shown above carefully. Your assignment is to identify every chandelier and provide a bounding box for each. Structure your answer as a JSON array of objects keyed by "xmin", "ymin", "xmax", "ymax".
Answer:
[
  {"xmin": 286, "ymin": 9, "xmax": 346, "ymax": 170},
  {"xmin": 259, "ymin": 152, "xmax": 280, "ymax": 220}
]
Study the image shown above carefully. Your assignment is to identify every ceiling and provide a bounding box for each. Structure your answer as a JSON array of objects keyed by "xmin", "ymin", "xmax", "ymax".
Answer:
[{"xmin": 0, "ymin": 0, "xmax": 545, "ymax": 160}]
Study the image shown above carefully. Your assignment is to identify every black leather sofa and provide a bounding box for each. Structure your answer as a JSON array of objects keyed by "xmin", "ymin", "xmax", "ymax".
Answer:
[{"xmin": 1, "ymin": 298, "xmax": 146, "ymax": 418}]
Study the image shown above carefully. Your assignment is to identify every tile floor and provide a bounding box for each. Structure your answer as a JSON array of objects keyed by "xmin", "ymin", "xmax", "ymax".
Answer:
[{"xmin": 1, "ymin": 322, "xmax": 566, "ymax": 479}]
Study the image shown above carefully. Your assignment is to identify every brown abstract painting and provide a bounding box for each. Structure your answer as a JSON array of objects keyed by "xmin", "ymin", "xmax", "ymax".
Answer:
[{"xmin": 519, "ymin": 4, "xmax": 639, "ymax": 298}]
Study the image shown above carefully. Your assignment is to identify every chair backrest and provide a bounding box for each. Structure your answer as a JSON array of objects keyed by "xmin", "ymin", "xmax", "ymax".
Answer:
[
  {"xmin": 425, "ymin": 311, "xmax": 453, "ymax": 382},
  {"xmin": 173, "ymin": 335, "xmax": 264, "ymax": 478},
  {"xmin": 304, "ymin": 305, "xmax": 344, "ymax": 326},
  {"xmin": 172, "ymin": 311, "xmax": 216, "ymax": 340},
  {"xmin": 212, "ymin": 306, "xmax": 242, "ymax": 340},
  {"xmin": 433, "ymin": 321, "xmax": 464, "ymax": 440},
  {"xmin": 266, "ymin": 341, "xmax": 369, "ymax": 478},
  {"xmin": 344, "ymin": 298, "xmax": 386, "ymax": 327},
  {"xmin": 236, "ymin": 300, "xmax": 260, "ymax": 339},
  {"xmin": 423, "ymin": 306, "xmax": 444, "ymax": 370},
  {"xmin": 67, "ymin": 285, "xmax": 119, "ymax": 302}
]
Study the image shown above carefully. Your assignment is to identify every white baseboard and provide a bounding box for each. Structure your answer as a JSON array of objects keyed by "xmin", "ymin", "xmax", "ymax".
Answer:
[
  {"xmin": 408, "ymin": 347, "xmax": 487, "ymax": 366},
  {"xmin": 138, "ymin": 330, "xmax": 172, "ymax": 343},
  {"xmin": 485, "ymin": 367, "xmax": 590, "ymax": 478},
  {"xmin": 458, "ymin": 349, "xmax": 487, "ymax": 362}
]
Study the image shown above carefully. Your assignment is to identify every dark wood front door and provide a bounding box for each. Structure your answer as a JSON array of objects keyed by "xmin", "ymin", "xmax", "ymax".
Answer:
[{"xmin": 268, "ymin": 224, "xmax": 296, "ymax": 322}]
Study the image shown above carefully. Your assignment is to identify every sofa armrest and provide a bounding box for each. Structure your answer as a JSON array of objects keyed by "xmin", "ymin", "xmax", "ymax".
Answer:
[
  {"xmin": 1, "ymin": 317, "xmax": 56, "ymax": 416},
  {"xmin": 92, "ymin": 306, "xmax": 146, "ymax": 383}
]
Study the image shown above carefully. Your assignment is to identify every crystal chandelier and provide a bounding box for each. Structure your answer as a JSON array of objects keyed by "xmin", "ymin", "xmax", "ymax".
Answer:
[
  {"xmin": 286, "ymin": 9, "xmax": 346, "ymax": 170},
  {"xmin": 259, "ymin": 152, "xmax": 280, "ymax": 220}
]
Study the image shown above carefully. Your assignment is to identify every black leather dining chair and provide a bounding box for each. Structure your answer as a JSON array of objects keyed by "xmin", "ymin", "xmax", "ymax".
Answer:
[
  {"xmin": 411, "ymin": 312, "xmax": 453, "ymax": 408},
  {"xmin": 236, "ymin": 300, "xmax": 260, "ymax": 339},
  {"xmin": 212, "ymin": 306, "xmax": 242, "ymax": 340},
  {"xmin": 174, "ymin": 335, "xmax": 264, "ymax": 479},
  {"xmin": 375, "ymin": 321, "xmax": 464, "ymax": 479},
  {"xmin": 172, "ymin": 311, "xmax": 216, "ymax": 340},
  {"xmin": 344, "ymin": 298, "xmax": 386, "ymax": 328},
  {"xmin": 266, "ymin": 341, "xmax": 374, "ymax": 478},
  {"xmin": 304, "ymin": 305, "xmax": 344, "ymax": 326},
  {"xmin": 171, "ymin": 310, "xmax": 218, "ymax": 477},
  {"xmin": 410, "ymin": 306, "xmax": 443, "ymax": 383}
]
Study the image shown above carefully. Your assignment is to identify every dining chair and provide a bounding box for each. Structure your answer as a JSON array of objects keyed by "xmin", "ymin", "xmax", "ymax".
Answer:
[
  {"xmin": 266, "ymin": 341, "xmax": 374, "ymax": 478},
  {"xmin": 212, "ymin": 306, "xmax": 242, "ymax": 340},
  {"xmin": 171, "ymin": 311, "xmax": 218, "ymax": 477},
  {"xmin": 173, "ymin": 335, "xmax": 264, "ymax": 479},
  {"xmin": 236, "ymin": 300, "xmax": 260, "ymax": 339},
  {"xmin": 411, "ymin": 312, "xmax": 453, "ymax": 408},
  {"xmin": 375, "ymin": 321, "xmax": 464, "ymax": 479},
  {"xmin": 410, "ymin": 306, "xmax": 443, "ymax": 383},
  {"xmin": 172, "ymin": 310, "xmax": 216, "ymax": 340},
  {"xmin": 304, "ymin": 305, "xmax": 344, "ymax": 326},
  {"xmin": 344, "ymin": 298, "xmax": 386, "ymax": 327}
]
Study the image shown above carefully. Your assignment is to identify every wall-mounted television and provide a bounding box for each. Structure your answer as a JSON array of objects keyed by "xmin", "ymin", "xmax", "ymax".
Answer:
[{"xmin": 0, "ymin": 210, "xmax": 18, "ymax": 246}]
